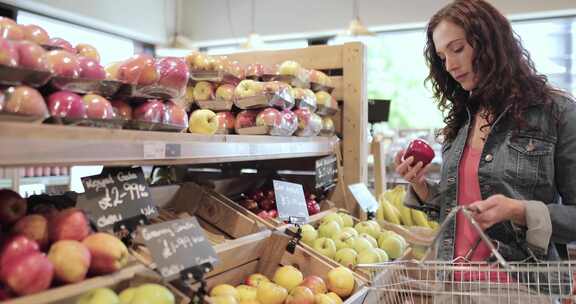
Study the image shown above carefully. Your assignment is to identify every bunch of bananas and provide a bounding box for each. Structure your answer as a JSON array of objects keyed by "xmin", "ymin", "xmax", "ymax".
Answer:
[{"xmin": 376, "ymin": 186, "xmax": 439, "ymax": 229}]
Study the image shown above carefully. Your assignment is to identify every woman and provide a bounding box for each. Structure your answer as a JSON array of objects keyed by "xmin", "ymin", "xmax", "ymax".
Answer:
[{"xmin": 394, "ymin": 0, "xmax": 576, "ymax": 301}]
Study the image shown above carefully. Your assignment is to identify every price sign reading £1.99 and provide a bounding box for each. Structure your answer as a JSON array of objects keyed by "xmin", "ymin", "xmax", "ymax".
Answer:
[
  {"xmin": 140, "ymin": 217, "xmax": 219, "ymax": 281},
  {"xmin": 79, "ymin": 167, "xmax": 158, "ymax": 229}
]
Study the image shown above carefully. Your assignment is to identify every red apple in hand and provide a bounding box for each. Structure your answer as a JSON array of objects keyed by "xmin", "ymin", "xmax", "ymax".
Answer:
[
  {"xmin": 15, "ymin": 40, "xmax": 48, "ymax": 71},
  {"xmin": 48, "ymin": 91, "xmax": 86, "ymax": 119},
  {"xmin": 0, "ymin": 189, "xmax": 27, "ymax": 225},
  {"xmin": 21, "ymin": 24, "xmax": 49, "ymax": 45},
  {"xmin": 0, "ymin": 236, "xmax": 39, "ymax": 268},
  {"xmin": 1, "ymin": 251, "xmax": 53, "ymax": 296},
  {"xmin": 403, "ymin": 139, "xmax": 435, "ymax": 166},
  {"xmin": 77, "ymin": 56, "xmax": 105, "ymax": 79}
]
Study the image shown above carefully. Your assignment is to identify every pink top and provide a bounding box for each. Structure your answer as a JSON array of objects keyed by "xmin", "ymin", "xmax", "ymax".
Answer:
[{"xmin": 454, "ymin": 145, "xmax": 511, "ymax": 282}]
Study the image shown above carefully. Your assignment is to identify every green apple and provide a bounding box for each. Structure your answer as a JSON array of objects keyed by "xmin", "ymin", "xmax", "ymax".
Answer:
[
  {"xmin": 378, "ymin": 234, "xmax": 407, "ymax": 259},
  {"xmin": 337, "ymin": 213, "xmax": 354, "ymax": 228},
  {"xmin": 354, "ymin": 221, "xmax": 380, "ymax": 239},
  {"xmin": 334, "ymin": 248, "xmax": 358, "ymax": 268},
  {"xmin": 341, "ymin": 227, "xmax": 359, "ymax": 238},
  {"xmin": 312, "ymin": 237, "xmax": 337, "ymax": 259},
  {"xmin": 321, "ymin": 213, "xmax": 344, "ymax": 227},
  {"xmin": 121, "ymin": 284, "xmax": 175, "ymax": 304},
  {"xmin": 78, "ymin": 287, "xmax": 120, "ymax": 304},
  {"xmin": 119, "ymin": 287, "xmax": 136, "ymax": 303},
  {"xmin": 318, "ymin": 221, "xmax": 341, "ymax": 239},
  {"xmin": 315, "ymin": 293, "xmax": 337, "ymax": 304},
  {"xmin": 373, "ymin": 248, "xmax": 389, "ymax": 262},
  {"xmin": 326, "ymin": 267, "xmax": 355, "ymax": 298},
  {"xmin": 331, "ymin": 230, "xmax": 355, "ymax": 250},
  {"xmin": 351, "ymin": 236, "xmax": 374, "ymax": 253},
  {"xmin": 357, "ymin": 248, "xmax": 382, "ymax": 264},
  {"xmin": 273, "ymin": 265, "xmax": 303, "ymax": 291},
  {"xmin": 301, "ymin": 224, "xmax": 318, "ymax": 246},
  {"xmin": 358, "ymin": 233, "xmax": 378, "ymax": 248},
  {"xmin": 189, "ymin": 109, "xmax": 219, "ymax": 134},
  {"xmin": 365, "ymin": 220, "xmax": 381, "ymax": 233}
]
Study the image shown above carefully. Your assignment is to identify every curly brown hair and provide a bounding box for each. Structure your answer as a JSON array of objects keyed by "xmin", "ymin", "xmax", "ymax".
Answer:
[{"xmin": 425, "ymin": 0, "xmax": 556, "ymax": 142}]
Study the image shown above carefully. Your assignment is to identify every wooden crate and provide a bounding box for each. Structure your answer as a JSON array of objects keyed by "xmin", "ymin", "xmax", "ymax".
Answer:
[
  {"xmin": 3, "ymin": 263, "xmax": 189, "ymax": 304},
  {"xmin": 226, "ymin": 42, "xmax": 369, "ymax": 217},
  {"xmin": 132, "ymin": 182, "xmax": 265, "ymax": 266},
  {"xmin": 177, "ymin": 230, "xmax": 367, "ymax": 304}
]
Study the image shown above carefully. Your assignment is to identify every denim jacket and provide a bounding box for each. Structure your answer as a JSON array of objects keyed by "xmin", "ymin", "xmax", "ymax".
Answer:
[{"xmin": 406, "ymin": 93, "xmax": 576, "ymax": 262}]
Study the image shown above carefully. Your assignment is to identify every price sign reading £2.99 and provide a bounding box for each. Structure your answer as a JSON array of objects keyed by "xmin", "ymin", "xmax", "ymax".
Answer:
[
  {"xmin": 140, "ymin": 217, "xmax": 219, "ymax": 281},
  {"xmin": 79, "ymin": 167, "xmax": 158, "ymax": 229}
]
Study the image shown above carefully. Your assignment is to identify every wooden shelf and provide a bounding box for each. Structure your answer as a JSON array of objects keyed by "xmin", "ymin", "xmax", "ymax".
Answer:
[{"xmin": 0, "ymin": 122, "xmax": 337, "ymax": 166}]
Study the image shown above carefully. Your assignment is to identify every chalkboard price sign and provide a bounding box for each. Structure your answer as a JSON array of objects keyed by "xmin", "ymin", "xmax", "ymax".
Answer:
[
  {"xmin": 315, "ymin": 155, "xmax": 337, "ymax": 190},
  {"xmin": 273, "ymin": 180, "xmax": 309, "ymax": 224},
  {"xmin": 79, "ymin": 167, "xmax": 158, "ymax": 229},
  {"xmin": 140, "ymin": 217, "xmax": 219, "ymax": 281},
  {"xmin": 348, "ymin": 183, "xmax": 379, "ymax": 213}
]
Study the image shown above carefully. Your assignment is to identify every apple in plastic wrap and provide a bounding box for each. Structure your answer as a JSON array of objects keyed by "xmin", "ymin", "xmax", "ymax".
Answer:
[
  {"xmin": 78, "ymin": 56, "xmax": 106, "ymax": 80},
  {"xmin": 47, "ymin": 91, "xmax": 86, "ymax": 119},
  {"xmin": 294, "ymin": 108, "xmax": 322, "ymax": 137},
  {"xmin": 118, "ymin": 54, "xmax": 158, "ymax": 85},
  {"xmin": 216, "ymin": 111, "xmax": 235, "ymax": 134},
  {"xmin": 15, "ymin": 40, "xmax": 48, "ymax": 71},
  {"xmin": 234, "ymin": 110, "xmax": 258, "ymax": 131},
  {"xmin": 0, "ymin": 17, "xmax": 23, "ymax": 41},
  {"xmin": 256, "ymin": 108, "xmax": 282, "ymax": 128},
  {"xmin": 21, "ymin": 24, "xmax": 49, "ymax": 45},
  {"xmin": 111, "ymin": 99, "xmax": 132, "ymax": 120},
  {"xmin": 133, "ymin": 99, "xmax": 165, "ymax": 123},
  {"xmin": 75, "ymin": 43, "xmax": 100, "ymax": 62},
  {"xmin": 46, "ymin": 50, "xmax": 81, "ymax": 78},
  {"xmin": 82, "ymin": 94, "xmax": 115, "ymax": 120},
  {"xmin": 155, "ymin": 57, "xmax": 189, "ymax": 95},
  {"xmin": 164, "ymin": 100, "xmax": 188, "ymax": 129},
  {"xmin": 4, "ymin": 86, "xmax": 48, "ymax": 118},
  {"xmin": 0, "ymin": 38, "xmax": 19, "ymax": 67},
  {"xmin": 46, "ymin": 37, "xmax": 75, "ymax": 53}
]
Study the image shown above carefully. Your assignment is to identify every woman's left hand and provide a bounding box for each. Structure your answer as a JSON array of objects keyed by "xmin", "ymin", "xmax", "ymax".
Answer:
[{"xmin": 468, "ymin": 194, "xmax": 526, "ymax": 230}]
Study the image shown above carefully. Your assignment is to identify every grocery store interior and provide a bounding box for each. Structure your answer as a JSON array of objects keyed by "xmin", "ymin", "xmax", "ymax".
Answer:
[{"xmin": 0, "ymin": 0, "xmax": 575, "ymax": 303}]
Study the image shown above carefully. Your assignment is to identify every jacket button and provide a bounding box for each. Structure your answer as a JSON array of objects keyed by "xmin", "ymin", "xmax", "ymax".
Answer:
[{"xmin": 484, "ymin": 154, "xmax": 494, "ymax": 162}]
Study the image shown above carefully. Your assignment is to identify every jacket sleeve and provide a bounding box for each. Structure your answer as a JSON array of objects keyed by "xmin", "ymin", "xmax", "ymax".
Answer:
[
  {"xmin": 548, "ymin": 95, "xmax": 576, "ymax": 244},
  {"xmin": 404, "ymin": 178, "xmax": 441, "ymax": 210}
]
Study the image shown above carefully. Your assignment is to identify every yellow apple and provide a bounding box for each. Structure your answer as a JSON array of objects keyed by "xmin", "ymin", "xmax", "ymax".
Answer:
[
  {"xmin": 78, "ymin": 287, "xmax": 120, "ymax": 304},
  {"xmin": 278, "ymin": 60, "xmax": 301, "ymax": 76},
  {"xmin": 48, "ymin": 240, "xmax": 91, "ymax": 283},
  {"xmin": 236, "ymin": 285, "xmax": 257, "ymax": 301},
  {"xmin": 326, "ymin": 292, "xmax": 343, "ymax": 304},
  {"xmin": 257, "ymin": 282, "xmax": 287, "ymax": 304},
  {"xmin": 373, "ymin": 248, "xmax": 389, "ymax": 262},
  {"xmin": 244, "ymin": 273, "xmax": 270, "ymax": 288},
  {"xmin": 314, "ymin": 293, "xmax": 336, "ymax": 304},
  {"xmin": 301, "ymin": 224, "xmax": 318, "ymax": 246},
  {"xmin": 326, "ymin": 267, "xmax": 355, "ymax": 298},
  {"xmin": 378, "ymin": 234, "xmax": 407, "ymax": 259},
  {"xmin": 312, "ymin": 238, "xmax": 337, "ymax": 259},
  {"xmin": 216, "ymin": 84, "xmax": 235, "ymax": 101},
  {"xmin": 340, "ymin": 227, "xmax": 359, "ymax": 238},
  {"xmin": 334, "ymin": 248, "xmax": 358, "ymax": 268},
  {"xmin": 299, "ymin": 275, "xmax": 327, "ymax": 295},
  {"xmin": 354, "ymin": 221, "xmax": 380, "ymax": 239},
  {"xmin": 358, "ymin": 233, "xmax": 378, "ymax": 248},
  {"xmin": 273, "ymin": 265, "xmax": 303, "ymax": 291},
  {"xmin": 285, "ymin": 286, "xmax": 314, "ymax": 304},
  {"xmin": 211, "ymin": 284, "xmax": 238, "ymax": 298},
  {"xmin": 318, "ymin": 221, "xmax": 341, "ymax": 239},
  {"xmin": 321, "ymin": 213, "xmax": 344, "ymax": 227},
  {"xmin": 193, "ymin": 81, "xmax": 214, "ymax": 101},
  {"xmin": 337, "ymin": 213, "xmax": 354, "ymax": 228},
  {"xmin": 357, "ymin": 247, "xmax": 382, "ymax": 264},
  {"xmin": 189, "ymin": 109, "xmax": 219, "ymax": 134},
  {"xmin": 351, "ymin": 236, "xmax": 374, "ymax": 253},
  {"xmin": 331, "ymin": 230, "xmax": 355, "ymax": 250},
  {"xmin": 210, "ymin": 295, "xmax": 238, "ymax": 304},
  {"xmin": 120, "ymin": 284, "xmax": 175, "ymax": 304}
]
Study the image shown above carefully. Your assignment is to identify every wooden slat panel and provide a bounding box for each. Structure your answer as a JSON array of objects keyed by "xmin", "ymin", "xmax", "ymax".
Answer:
[
  {"xmin": 226, "ymin": 44, "xmax": 344, "ymax": 70},
  {"xmin": 341, "ymin": 42, "xmax": 369, "ymax": 217},
  {"xmin": 330, "ymin": 75, "xmax": 343, "ymax": 101}
]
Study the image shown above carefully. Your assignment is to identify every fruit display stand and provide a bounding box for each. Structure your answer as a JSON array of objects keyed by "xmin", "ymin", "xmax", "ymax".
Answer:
[
  {"xmin": 182, "ymin": 229, "xmax": 367, "ymax": 304},
  {"xmin": 225, "ymin": 42, "xmax": 369, "ymax": 217}
]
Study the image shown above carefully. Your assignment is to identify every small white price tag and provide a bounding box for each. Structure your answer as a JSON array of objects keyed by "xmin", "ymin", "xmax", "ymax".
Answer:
[
  {"xmin": 348, "ymin": 183, "xmax": 379, "ymax": 212},
  {"xmin": 143, "ymin": 142, "xmax": 165, "ymax": 159}
]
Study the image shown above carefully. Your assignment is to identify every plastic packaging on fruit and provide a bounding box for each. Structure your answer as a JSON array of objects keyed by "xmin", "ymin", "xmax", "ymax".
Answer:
[
  {"xmin": 216, "ymin": 111, "xmax": 236, "ymax": 134},
  {"xmin": 15, "ymin": 40, "xmax": 49, "ymax": 71},
  {"xmin": 163, "ymin": 100, "xmax": 189, "ymax": 130},
  {"xmin": 47, "ymin": 91, "xmax": 87, "ymax": 119},
  {"xmin": 315, "ymin": 91, "xmax": 339, "ymax": 116},
  {"xmin": 3, "ymin": 85, "xmax": 48, "ymax": 118},
  {"xmin": 234, "ymin": 109, "xmax": 259, "ymax": 133},
  {"xmin": 132, "ymin": 99, "xmax": 165, "ymax": 124},
  {"xmin": 110, "ymin": 99, "xmax": 132, "ymax": 120},
  {"xmin": 320, "ymin": 116, "xmax": 336, "ymax": 137},
  {"xmin": 0, "ymin": 17, "xmax": 24, "ymax": 41},
  {"xmin": 46, "ymin": 50, "xmax": 81, "ymax": 78},
  {"xmin": 294, "ymin": 108, "xmax": 322, "ymax": 137},
  {"xmin": 0, "ymin": 38, "xmax": 19, "ymax": 67},
  {"xmin": 293, "ymin": 87, "xmax": 317, "ymax": 112},
  {"xmin": 263, "ymin": 81, "xmax": 295, "ymax": 109},
  {"xmin": 155, "ymin": 57, "xmax": 189, "ymax": 98},
  {"xmin": 272, "ymin": 109, "xmax": 298, "ymax": 136}
]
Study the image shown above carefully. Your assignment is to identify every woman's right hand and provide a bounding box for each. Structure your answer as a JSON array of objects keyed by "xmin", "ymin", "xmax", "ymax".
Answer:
[{"xmin": 394, "ymin": 149, "xmax": 430, "ymax": 196}]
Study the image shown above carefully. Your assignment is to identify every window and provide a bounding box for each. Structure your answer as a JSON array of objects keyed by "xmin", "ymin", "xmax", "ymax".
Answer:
[{"xmin": 17, "ymin": 11, "xmax": 135, "ymax": 65}]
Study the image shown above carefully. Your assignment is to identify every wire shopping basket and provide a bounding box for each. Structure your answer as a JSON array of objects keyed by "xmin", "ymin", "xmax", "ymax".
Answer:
[{"xmin": 356, "ymin": 206, "xmax": 576, "ymax": 304}]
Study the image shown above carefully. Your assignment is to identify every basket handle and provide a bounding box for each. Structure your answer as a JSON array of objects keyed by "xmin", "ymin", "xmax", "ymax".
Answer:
[{"xmin": 422, "ymin": 206, "xmax": 509, "ymax": 268}]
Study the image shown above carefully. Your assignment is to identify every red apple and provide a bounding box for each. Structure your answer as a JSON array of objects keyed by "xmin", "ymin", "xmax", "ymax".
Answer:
[
  {"xmin": 224, "ymin": 60, "xmax": 244, "ymax": 79},
  {"xmin": 1, "ymin": 251, "xmax": 53, "ymax": 296},
  {"xmin": 308, "ymin": 70, "xmax": 331, "ymax": 86},
  {"xmin": 46, "ymin": 50, "xmax": 81, "ymax": 78},
  {"xmin": 216, "ymin": 111, "xmax": 235, "ymax": 133},
  {"xmin": 77, "ymin": 56, "xmax": 105, "ymax": 80},
  {"xmin": 285, "ymin": 286, "xmax": 314, "ymax": 304},
  {"xmin": 265, "ymin": 189, "xmax": 275, "ymax": 200},
  {"xmin": 110, "ymin": 99, "xmax": 132, "ymax": 120},
  {"xmin": 15, "ymin": 40, "xmax": 48, "ymax": 71},
  {"xmin": 294, "ymin": 108, "xmax": 322, "ymax": 137},
  {"xmin": 240, "ymin": 199, "xmax": 259, "ymax": 212},
  {"xmin": 403, "ymin": 139, "xmax": 435, "ymax": 166},
  {"xmin": 249, "ymin": 190, "xmax": 265, "ymax": 202},
  {"xmin": 246, "ymin": 63, "xmax": 265, "ymax": 78},
  {"xmin": 258, "ymin": 198, "xmax": 276, "ymax": 212},
  {"xmin": 268, "ymin": 209, "xmax": 278, "ymax": 218},
  {"xmin": 306, "ymin": 200, "xmax": 320, "ymax": 216},
  {"xmin": 48, "ymin": 208, "xmax": 92, "ymax": 242},
  {"xmin": 155, "ymin": 57, "xmax": 189, "ymax": 93},
  {"xmin": 47, "ymin": 91, "xmax": 86, "ymax": 119},
  {"xmin": 300, "ymin": 276, "xmax": 327, "ymax": 295},
  {"xmin": 0, "ymin": 17, "xmax": 23, "ymax": 41},
  {"xmin": 256, "ymin": 108, "xmax": 282, "ymax": 127},
  {"xmin": 257, "ymin": 210, "xmax": 271, "ymax": 219},
  {"xmin": 46, "ymin": 37, "xmax": 74, "ymax": 53},
  {"xmin": 75, "ymin": 43, "xmax": 100, "ymax": 62},
  {"xmin": 133, "ymin": 99, "xmax": 164, "ymax": 123},
  {"xmin": 82, "ymin": 94, "xmax": 115, "ymax": 119},
  {"xmin": 0, "ymin": 236, "xmax": 39, "ymax": 268},
  {"xmin": 13, "ymin": 214, "xmax": 49, "ymax": 250},
  {"xmin": 234, "ymin": 110, "xmax": 258, "ymax": 130},
  {"xmin": 4, "ymin": 86, "xmax": 48, "ymax": 118},
  {"xmin": 0, "ymin": 189, "xmax": 27, "ymax": 225},
  {"xmin": 164, "ymin": 100, "xmax": 188, "ymax": 128},
  {"xmin": 0, "ymin": 38, "xmax": 19, "ymax": 67},
  {"xmin": 117, "ymin": 54, "xmax": 158, "ymax": 85},
  {"xmin": 21, "ymin": 24, "xmax": 49, "ymax": 45},
  {"xmin": 281, "ymin": 110, "xmax": 298, "ymax": 134}
]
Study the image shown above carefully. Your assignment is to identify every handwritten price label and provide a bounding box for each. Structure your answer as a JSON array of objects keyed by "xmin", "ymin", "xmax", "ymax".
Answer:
[{"xmin": 79, "ymin": 167, "xmax": 158, "ymax": 229}]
